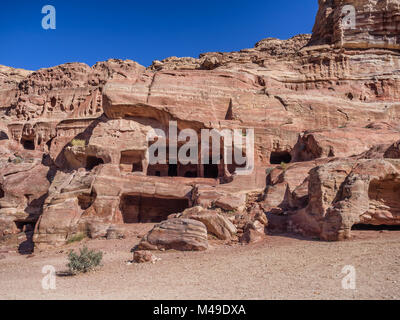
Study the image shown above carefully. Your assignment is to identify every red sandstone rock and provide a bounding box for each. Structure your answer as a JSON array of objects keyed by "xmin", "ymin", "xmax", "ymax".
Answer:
[
  {"xmin": 291, "ymin": 123, "xmax": 400, "ymax": 162},
  {"xmin": 288, "ymin": 159, "xmax": 400, "ymax": 240},
  {"xmin": 310, "ymin": 0, "xmax": 400, "ymax": 50},
  {"xmin": 179, "ymin": 206, "xmax": 237, "ymax": 240},
  {"xmin": 240, "ymin": 221, "xmax": 266, "ymax": 244},
  {"xmin": 133, "ymin": 250, "xmax": 159, "ymax": 264},
  {"xmin": 137, "ymin": 219, "xmax": 208, "ymax": 251}
]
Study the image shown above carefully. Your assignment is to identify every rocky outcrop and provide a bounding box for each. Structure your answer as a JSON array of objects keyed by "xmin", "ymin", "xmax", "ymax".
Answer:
[
  {"xmin": 360, "ymin": 139, "xmax": 400, "ymax": 159},
  {"xmin": 310, "ymin": 0, "xmax": 400, "ymax": 49},
  {"xmin": 291, "ymin": 123, "xmax": 400, "ymax": 162},
  {"xmin": 178, "ymin": 206, "xmax": 237, "ymax": 240},
  {"xmin": 137, "ymin": 219, "xmax": 208, "ymax": 251},
  {"xmin": 288, "ymin": 159, "xmax": 400, "ymax": 240},
  {"xmin": 0, "ymin": 65, "xmax": 32, "ymax": 89}
]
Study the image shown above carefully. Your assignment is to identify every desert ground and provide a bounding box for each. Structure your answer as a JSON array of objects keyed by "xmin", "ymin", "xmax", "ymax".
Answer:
[{"xmin": 0, "ymin": 226, "xmax": 399, "ymax": 300}]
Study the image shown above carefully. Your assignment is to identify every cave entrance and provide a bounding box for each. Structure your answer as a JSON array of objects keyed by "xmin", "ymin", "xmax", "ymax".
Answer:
[
  {"xmin": 120, "ymin": 195, "xmax": 190, "ymax": 223},
  {"xmin": 168, "ymin": 164, "xmax": 178, "ymax": 177},
  {"xmin": 204, "ymin": 164, "xmax": 219, "ymax": 178},
  {"xmin": 21, "ymin": 138, "xmax": 35, "ymax": 150},
  {"xmin": 78, "ymin": 192, "xmax": 96, "ymax": 210},
  {"xmin": 0, "ymin": 131, "xmax": 8, "ymax": 141},
  {"xmin": 14, "ymin": 220, "xmax": 35, "ymax": 233},
  {"xmin": 351, "ymin": 224, "xmax": 400, "ymax": 231},
  {"xmin": 86, "ymin": 156, "xmax": 104, "ymax": 170},
  {"xmin": 270, "ymin": 151, "xmax": 292, "ymax": 165},
  {"xmin": 0, "ymin": 186, "xmax": 4, "ymax": 198}
]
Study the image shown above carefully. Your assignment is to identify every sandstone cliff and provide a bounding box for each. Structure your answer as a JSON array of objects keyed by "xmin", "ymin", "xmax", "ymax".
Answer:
[{"xmin": 1, "ymin": 0, "xmax": 400, "ymax": 251}]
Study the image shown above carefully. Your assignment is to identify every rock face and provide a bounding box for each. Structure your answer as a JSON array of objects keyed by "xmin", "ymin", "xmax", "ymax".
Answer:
[
  {"xmin": 289, "ymin": 159, "xmax": 400, "ymax": 240},
  {"xmin": 291, "ymin": 124, "xmax": 400, "ymax": 162},
  {"xmin": 311, "ymin": 0, "xmax": 400, "ymax": 49},
  {"xmin": 1, "ymin": 0, "xmax": 400, "ymax": 249}
]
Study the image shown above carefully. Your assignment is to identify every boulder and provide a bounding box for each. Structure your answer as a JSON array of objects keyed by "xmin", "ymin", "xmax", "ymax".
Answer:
[
  {"xmin": 106, "ymin": 225, "xmax": 125, "ymax": 240},
  {"xmin": 133, "ymin": 250, "xmax": 159, "ymax": 264},
  {"xmin": 180, "ymin": 207, "xmax": 237, "ymax": 240},
  {"xmin": 214, "ymin": 193, "xmax": 246, "ymax": 212},
  {"xmin": 240, "ymin": 221, "xmax": 266, "ymax": 244},
  {"xmin": 137, "ymin": 218, "xmax": 208, "ymax": 251}
]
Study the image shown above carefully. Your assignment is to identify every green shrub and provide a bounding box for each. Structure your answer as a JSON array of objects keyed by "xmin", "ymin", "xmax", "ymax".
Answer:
[
  {"xmin": 221, "ymin": 209, "xmax": 237, "ymax": 215},
  {"xmin": 71, "ymin": 139, "xmax": 86, "ymax": 148},
  {"xmin": 12, "ymin": 156, "xmax": 23, "ymax": 164},
  {"xmin": 66, "ymin": 232, "xmax": 86, "ymax": 244},
  {"xmin": 67, "ymin": 246, "xmax": 103, "ymax": 275},
  {"xmin": 280, "ymin": 162, "xmax": 288, "ymax": 171}
]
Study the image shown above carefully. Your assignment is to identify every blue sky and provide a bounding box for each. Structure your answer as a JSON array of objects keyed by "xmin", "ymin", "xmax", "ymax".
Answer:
[{"xmin": 0, "ymin": 0, "xmax": 318, "ymax": 70}]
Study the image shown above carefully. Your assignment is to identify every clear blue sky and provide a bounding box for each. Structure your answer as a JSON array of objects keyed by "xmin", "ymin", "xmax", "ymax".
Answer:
[{"xmin": 0, "ymin": 0, "xmax": 318, "ymax": 71}]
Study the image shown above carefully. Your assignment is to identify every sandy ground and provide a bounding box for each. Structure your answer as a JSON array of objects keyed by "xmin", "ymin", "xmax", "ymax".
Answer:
[{"xmin": 0, "ymin": 227, "xmax": 399, "ymax": 300}]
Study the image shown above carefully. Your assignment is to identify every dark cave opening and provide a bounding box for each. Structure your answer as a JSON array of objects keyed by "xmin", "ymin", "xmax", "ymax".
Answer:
[
  {"xmin": 0, "ymin": 186, "xmax": 4, "ymax": 198},
  {"xmin": 78, "ymin": 192, "xmax": 96, "ymax": 210},
  {"xmin": 86, "ymin": 156, "xmax": 104, "ymax": 170},
  {"xmin": 203, "ymin": 164, "xmax": 219, "ymax": 178},
  {"xmin": 14, "ymin": 221, "xmax": 35, "ymax": 233},
  {"xmin": 120, "ymin": 195, "xmax": 190, "ymax": 223},
  {"xmin": 132, "ymin": 162, "xmax": 143, "ymax": 173},
  {"xmin": 270, "ymin": 151, "xmax": 292, "ymax": 165},
  {"xmin": 0, "ymin": 131, "xmax": 8, "ymax": 140},
  {"xmin": 168, "ymin": 164, "xmax": 178, "ymax": 177},
  {"xmin": 22, "ymin": 138, "xmax": 35, "ymax": 150}
]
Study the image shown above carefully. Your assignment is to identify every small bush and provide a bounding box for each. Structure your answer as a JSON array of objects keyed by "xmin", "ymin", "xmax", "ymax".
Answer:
[
  {"xmin": 66, "ymin": 232, "xmax": 86, "ymax": 244},
  {"xmin": 71, "ymin": 139, "xmax": 86, "ymax": 148},
  {"xmin": 224, "ymin": 210, "xmax": 237, "ymax": 215},
  {"xmin": 12, "ymin": 156, "xmax": 23, "ymax": 164},
  {"xmin": 280, "ymin": 162, "xmax": 288, "ymax": 171},
  {"xmin": 67, "ymin": 246, "xmax": 103, "ymax": 275}
]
